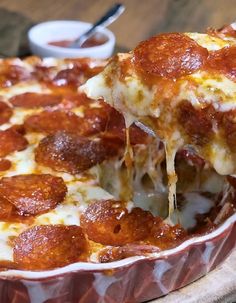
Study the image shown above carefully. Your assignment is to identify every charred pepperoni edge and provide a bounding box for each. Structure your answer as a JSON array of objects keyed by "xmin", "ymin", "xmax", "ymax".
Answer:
[
  {"xmin": 133, "ymin": 33, "xmax": 208, "ymax": 79},
  {"xmin": 0, "ymin": 195, "xmax": 34, "ymax": 223},
  {"xmin": 9, "ymin": 92, "xmax": 62, "ymax": 108},
  {"xmin": 206, "ymin": 45, "xmax": 236, "ymax": 82},
  {"xmin": 80, "ymin": 199, "xmax": 154, "ymax": 246},
  {"xmin": 0, "ymin": 174, "xmax": 67, "ymax": 215},
  {"xmin": 0, "ymin": 129, "xmax": 28, "ymax": 157},
  {"xmin": 147, "ymin": 218, "xmax": 188, "ymax": 249},
  {"xmin": 13, "ymin": 225, "xmax": 88, "ymax": 270},
  {"xmin": 35, "ymin": 131, "xmax": 110, "ymax": 174},
  {"xmin": 0, "ymin": 101, "xmax": 13, "ymax": 125},
  {"xmin": 98, "ymin": 217, "xmax": 187, "ymax": 262}
]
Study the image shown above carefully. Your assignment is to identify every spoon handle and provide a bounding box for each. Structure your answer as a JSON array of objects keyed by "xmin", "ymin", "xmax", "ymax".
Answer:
[{"xmin": 70, "ymin": 3, "xmax": 125, "ymax": 48}]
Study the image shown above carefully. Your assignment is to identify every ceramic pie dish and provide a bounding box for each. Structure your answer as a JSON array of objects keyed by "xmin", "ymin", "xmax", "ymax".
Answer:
[{"xmin": 0, "ymin": 212, "xmax": 236, "ymax": 303}]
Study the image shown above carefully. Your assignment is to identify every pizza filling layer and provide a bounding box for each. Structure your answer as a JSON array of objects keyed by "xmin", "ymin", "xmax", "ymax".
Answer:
[
  {"xmin": 82, "ymin": 24, "xmax": 236, "ymax": 223},
  {"xmin": 0, "ymin": 43, "xmax": 234, "ymax": 271}
]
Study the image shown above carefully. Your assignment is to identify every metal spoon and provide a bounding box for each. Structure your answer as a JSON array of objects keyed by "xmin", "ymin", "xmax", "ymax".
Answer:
[{"xmin": 69, "ymin": 3, "xmax": 125, "ymax": 48}]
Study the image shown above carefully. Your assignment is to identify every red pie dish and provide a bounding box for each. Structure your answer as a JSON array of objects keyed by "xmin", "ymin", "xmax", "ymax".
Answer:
[{"xmin": 1, "ymin": 214, "xmax": 236, "ymax": 302}]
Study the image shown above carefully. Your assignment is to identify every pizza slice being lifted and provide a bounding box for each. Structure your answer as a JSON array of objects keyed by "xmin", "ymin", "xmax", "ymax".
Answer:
[{"xmin": 82, "ymin": 23, "xmax": 236, "ymax": 220}]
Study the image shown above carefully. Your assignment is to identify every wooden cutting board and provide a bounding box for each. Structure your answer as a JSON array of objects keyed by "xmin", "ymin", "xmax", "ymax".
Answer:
[{"xmin": 151, "ymin": 249, "xmax": 236, "ymax": 303}]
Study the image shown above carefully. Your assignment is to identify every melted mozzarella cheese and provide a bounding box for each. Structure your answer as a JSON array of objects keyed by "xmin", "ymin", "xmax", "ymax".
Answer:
[
  {"xmin": 83, "ymin": 54, "xmax": 154, "ymax": 119},
  {"xmin": 0, "ymin": 223, "xmax": 27, "ymax": 261},
  {"xmin": 0, "ymin": 74, "xmax": 123, "ymax": 263},
  {"xmin": 0, "ymin": 51, "xmax": 232, "ymax": 265},
  {"xmin": 178, "ymin": 193, "xmax": 214, "ymax": 229},
  {"xmin": 186, "ymin": 33, "xmax": 235, "ymax": 50},
  {"xmin": 181, "ymin": 72, "xmax": 236, "ymax": 112},
  {"xmin": 0, "ymin": 82, "xmax": 51, "ymax": 99},
  {"xmin": 82, "ymin": 31, "xmax": 236, "ymax": 222}
]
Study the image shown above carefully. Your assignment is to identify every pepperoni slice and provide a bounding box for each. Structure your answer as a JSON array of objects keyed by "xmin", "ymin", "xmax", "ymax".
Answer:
[
  {"xmin": 8, "ymin": 124, "xmax": 26, "ymax": 135},
  {"xmin": 105, "ymin": 108, "xmax": 149, "ymax": 145},
  {"xmin": 0, "ymin": 195, "xmax": 32, "ymax": 222},
  {"xmin": 24, "ymin": 110, "xmax": 83, "ymax": 135},
  {"xmin": 99, "ymin": 244, "xmax": 159, "ymax": 263},
  {"xmin": 0, "ymin": 65, "xmax": 31, "ymax": 88},
  {"xmin": 33, "ymin": 65, "xmax": 54, "ymax": 82},
  {"xmin": 61, "ymin": 99, "xmax": 112, "ymax": 135},
  {"xmin": 0, "ymin": 196, "xmax": 14, "ymax": 220},
  {"xmin": 59, "ymin": 93, "xmax": 94, "ymax": 110},
  {"xmin": 0, "ymin": 159, "xmax": 11, "ymax": 171},
  {"xmin": 177, "ymin": 100, "xmax": 215, "ymax": 145},
  {"xmin": 148, "ymin": 217, "xmax": 187, "ymax": 250},
  {"xmin": 0, "ymin": 129, "xmax": 28, "ymax": 157},
  {"xmin": 82, "ymin": 106, "xmax": 110, "ymax": 136},
  {"xmin": 63, "ymin": 58, "xmax": 105, "ymax": 79},
  {"xmin": 0, "ymin": 101, "xmax": 13, "ymax": 125},
  {"xmin": 47, "ymin": 60, "xmax": 104, "ymax": 91},
  {"xmin": 80, "ymin": 200, "xmax": 154, "ymax": 245},
  {"xmin": 35, "ymin": 131, "xmax": 108, "ymax": 174},
  {"xmin": 0, "ymin": 174, "xmax": 67, "ymax": 215},
  {"xmin": 207, "ymin": 46, "xmax": 236, "ymax": 81},
  {"xmin": 13, "ymin": 225, "xmax": 88, "ymax": 270},
  {"xmin": 98, "ymin": 133, "xmax": 124, "ymax": 158},
  {"xmin": 52, "ymin": 66, "xmax": 83, "ymax": 88},
  {"xmin": 133, "ymin": 33, "xmax": 208, "ymax": 79},
  {"xmin": 24, "ymin": 105, "xmax": 114, "ymax": 136},
  {"xmin": 9, "ymin": 92, "xmax": 62, "ymax": 108}
]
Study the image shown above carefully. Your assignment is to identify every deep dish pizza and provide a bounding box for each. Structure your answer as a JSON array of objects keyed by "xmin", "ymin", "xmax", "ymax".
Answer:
[
  {"xmin": 0, "ymin": 26, "xmax": 234, "ymax": 272},
  {"xmin": 83, "ymin": 23, "xmax": 236, "ymax": 222},
  {"xmin": 0, "ymin": 56, "xmax": 184, "ymax": 270}
]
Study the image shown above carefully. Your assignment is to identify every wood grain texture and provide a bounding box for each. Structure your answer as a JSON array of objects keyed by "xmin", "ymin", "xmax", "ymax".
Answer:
[{"xmin": 0, "ymin": 0, "xmax": 235, "ymax": 49}]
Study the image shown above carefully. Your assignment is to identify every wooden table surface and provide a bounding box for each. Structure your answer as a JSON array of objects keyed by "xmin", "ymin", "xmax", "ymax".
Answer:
[
  {"xmin": 0, "ymin": 0, "xmax": 235, "ymax": 50},
  {"xmin": 0, "ymin": 0, "xmax": 235, "ymax": 302},
  {"xmin": 153, "ymin": 250, "xmax": 236, "ymax": 303}
]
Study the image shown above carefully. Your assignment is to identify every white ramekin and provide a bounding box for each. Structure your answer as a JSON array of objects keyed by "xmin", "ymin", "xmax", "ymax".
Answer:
[{"xmin": 28, "ymin": 20, "xmax": 116, "ymax": 59}]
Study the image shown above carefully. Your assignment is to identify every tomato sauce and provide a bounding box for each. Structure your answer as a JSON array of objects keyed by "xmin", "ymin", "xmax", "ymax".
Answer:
[{"xmin": 48, "ymin": 35, "xmax": 107, "ymax": 48}]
